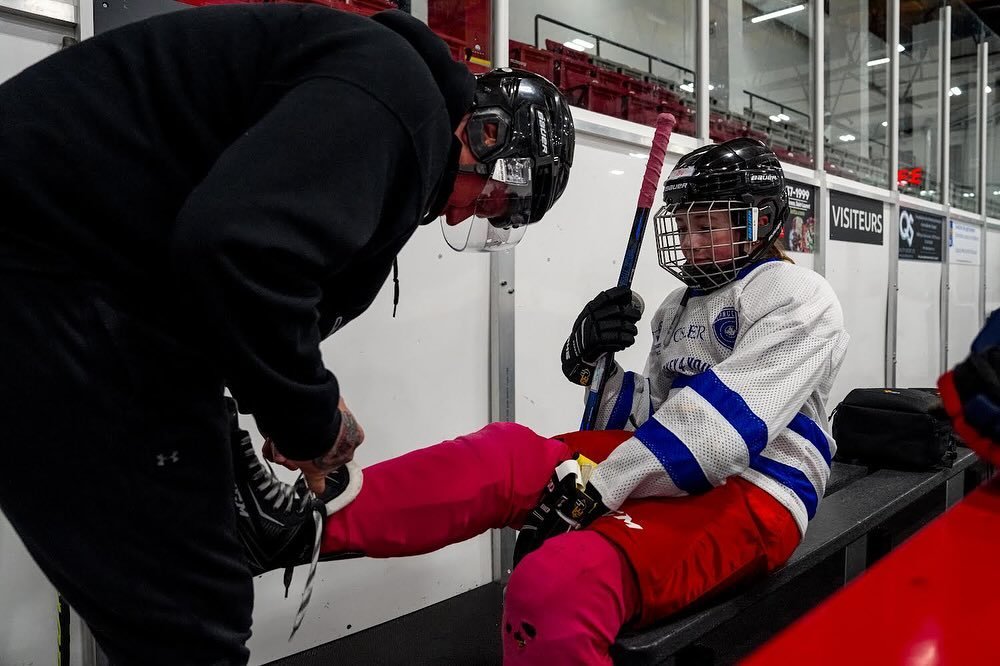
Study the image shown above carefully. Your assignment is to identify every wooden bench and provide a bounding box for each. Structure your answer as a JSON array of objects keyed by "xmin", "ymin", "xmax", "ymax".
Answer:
[{"xmin": 611, "ymin": 448, "xmax": 978, "ymax": 665}]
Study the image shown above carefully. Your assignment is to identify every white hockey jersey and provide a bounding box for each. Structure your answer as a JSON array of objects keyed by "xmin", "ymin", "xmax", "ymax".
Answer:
[{"xmin": 588, "ymin": 258, "xmax": 849, "ymax": 535}]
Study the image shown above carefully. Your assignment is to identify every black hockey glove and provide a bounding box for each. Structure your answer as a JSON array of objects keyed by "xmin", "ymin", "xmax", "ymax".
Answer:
[
  {"xmin": 512, "ymin": 454, "xmax": 609, "ymax": 567},
  {"xmin": 562, "ymin": 285, "xmax": 644, "ymax": 386}
]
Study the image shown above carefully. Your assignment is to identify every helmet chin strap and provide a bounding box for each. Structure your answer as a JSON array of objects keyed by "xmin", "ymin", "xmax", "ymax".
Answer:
[{"xmin": 681, "ymin": 263, "xmax": 738, "ymax": 291}]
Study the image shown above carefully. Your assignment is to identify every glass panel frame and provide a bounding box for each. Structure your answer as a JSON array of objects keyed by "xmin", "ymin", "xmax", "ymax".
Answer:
[
  {"xmin": 948, "ymin": 1, "xmax": 984, "ymax": 213},
  {"xmin": 710, "ymin": 0, "xmax": 815, "ymax": 168},
  {"xmin": 508, "ymin": 1, "xmax": 698, "ymax": 135},
  {"xmin": 898, "ymin": 0, "xmax": 943, "ymax": 202},
  {"xmin": 824, "ymin": 0, "xmax": 891, "ymax": 188}
]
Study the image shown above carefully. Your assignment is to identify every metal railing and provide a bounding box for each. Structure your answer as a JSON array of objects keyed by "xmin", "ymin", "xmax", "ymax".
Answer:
[
  {"xmin": 533, "ymin": 14, "xmax": 694, "ymax": 78},
  {"xmin": 745, "ymin": 90, "xmax": 811, "ymax": 127}
]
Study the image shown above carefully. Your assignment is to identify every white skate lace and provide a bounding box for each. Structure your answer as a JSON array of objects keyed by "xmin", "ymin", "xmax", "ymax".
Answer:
[
  {"xmin": 242, "ymin": 445, "xmax": 311, "ymax": 514},
  {"xmin": 288, "ymin": 506, "xmax": 324, "ymax": 641},
  {"xmin": 240, "ymin": 440, "xmax": 323, "ymax": 640}
]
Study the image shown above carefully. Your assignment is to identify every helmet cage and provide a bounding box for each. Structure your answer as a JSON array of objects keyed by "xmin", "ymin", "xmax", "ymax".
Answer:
[{"xmin": 653, "ymin": 198, "xmax": 781, "ymax": 290}]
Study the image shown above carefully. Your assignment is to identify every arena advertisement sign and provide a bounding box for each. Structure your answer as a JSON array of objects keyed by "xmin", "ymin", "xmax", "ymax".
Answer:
[
  {"xmin": 829, "ymin": 190, "xmax": 884, "ymax": 245},
  {"xmin": 898, "ymin": 208, "xmax": 944, "ymax": 262},
  {"xmin": 949, "ymin": 220, "xmax": 982, "ymax": 265},
  {"xmin": 782, "ymin": 180, "xmax": 816, "ymax": 254}
]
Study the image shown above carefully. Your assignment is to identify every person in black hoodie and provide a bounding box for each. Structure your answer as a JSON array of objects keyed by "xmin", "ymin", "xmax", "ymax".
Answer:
[{"xmin": 0, "ymin": 4, "xmax": 574, "ymax": 664}]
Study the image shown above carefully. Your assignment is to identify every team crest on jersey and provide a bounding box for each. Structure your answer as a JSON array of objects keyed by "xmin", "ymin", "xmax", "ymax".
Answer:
[{"xmin": 713, "ymin": 308, "xmax": 739, "ymax": 350}]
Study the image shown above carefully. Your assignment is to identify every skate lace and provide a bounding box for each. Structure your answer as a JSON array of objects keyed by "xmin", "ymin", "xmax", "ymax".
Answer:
[
  {"xmin": 288, "ymin": 506, "xmax": 324, "ymax": 641},
  {"xmin": 242, "ymin": 445, "xmax": 311, "ymax": 514},
  {"xmin": 238, "ymin": 437, "xmax": 323, "ymax": 641}
]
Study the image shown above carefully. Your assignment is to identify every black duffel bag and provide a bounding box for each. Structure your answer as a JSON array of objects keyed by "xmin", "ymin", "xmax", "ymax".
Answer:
[{"xmin": 831, "ymin": 387, "xmax": 958, "ymax": 470}]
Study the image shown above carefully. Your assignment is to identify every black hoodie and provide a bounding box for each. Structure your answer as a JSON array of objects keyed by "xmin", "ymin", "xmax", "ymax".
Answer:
[{"xmin": 0, "ymin": 5, "xmax": 475, "ymax": 458}]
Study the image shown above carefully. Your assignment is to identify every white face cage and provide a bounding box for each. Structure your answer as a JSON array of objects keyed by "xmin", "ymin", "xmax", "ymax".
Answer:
[{"xmin": 652, "ymin": 199, "xmax": 763, "ymax": 290}]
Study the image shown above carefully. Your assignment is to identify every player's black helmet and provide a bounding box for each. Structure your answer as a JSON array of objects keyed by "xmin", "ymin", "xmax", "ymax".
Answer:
[
  {"xmin": 443, "ymin": 68, "xmax": 575, "ymax": 251},
  {"xmin": 653, "ymin": 138, "xmax": 789, "ymax": 289}
]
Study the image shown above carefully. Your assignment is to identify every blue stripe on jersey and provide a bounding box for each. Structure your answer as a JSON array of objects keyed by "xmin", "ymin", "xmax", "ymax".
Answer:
[
  {"xmin": 671, "ymin": 371, "xmax": 769, "ymax": 457},
  {"xmin": 788, "ymin": 413, "xmax": 832, "ymax": 465},
  {"xmin": 750, "ymin": 455, "xmax": 819, "ymax": 519},
  {"xmin": 634, "ymin": 419, "xmax": 713, "ymax": 494},
  {"xmin": 606, "ymin": 372, "xmax": 636, "ymax": 430}
]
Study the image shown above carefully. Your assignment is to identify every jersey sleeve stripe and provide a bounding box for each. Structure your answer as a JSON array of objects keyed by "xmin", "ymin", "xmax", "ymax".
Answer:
[
  {"xmin": 606, "ymin": 371, "xmax": 637, "ymax": 430},
  {"xmin": 671, "ymin": 370, "xmax": 769, "ymax": 457},
  {"xmin": 788, "ymin": 413, "xmax": 832, "ymax": 465},
  {"xmin": 749, "ymin": 455, "xmax": 819, "ymax": 519},
  {"xmin": 634, "ymin": 418, "xmax": 714, "ymax": 494}
]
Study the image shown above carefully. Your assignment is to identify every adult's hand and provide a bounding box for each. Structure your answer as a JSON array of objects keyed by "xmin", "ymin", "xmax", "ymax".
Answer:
[{"xmin": 264, "ymin": 397, "xmax": 364, "ymax": 494}]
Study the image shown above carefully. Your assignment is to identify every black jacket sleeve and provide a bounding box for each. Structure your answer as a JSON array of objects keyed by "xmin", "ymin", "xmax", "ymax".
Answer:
[{"xmin": 168, "ymin": 77, "xmax": 419, "ymax": 460}]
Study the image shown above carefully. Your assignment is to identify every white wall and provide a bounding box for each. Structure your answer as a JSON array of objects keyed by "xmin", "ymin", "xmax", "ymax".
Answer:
[
  {"xmin": 897, "ymin": 260, "xmax": 943, "ymax": 387},
  {"xmin": 0, "ymin": 512, "xmax": 60, "ymax": 666},
  {"xmin": 0, "ymin": 13, "xmax": 72, "ymax": 82},
  {"xmin": 947, "ymin": 220, "xmax": 984, "ymax": 367},
  {"xmin": 0, "ymin": 13, "xmax": 78, "ymax": 666},
  {"xmin": 247, "ymin": 229, "xmax": 493, "ymax": 664},
  {"xmin": 824, "ymin": 199, "xmax": 890, "ymax": 407},
  {"xmin": 515, "ymin": 130, "xmax": 685, "ymax": 436},
  {"xmin": 787, "ymin": 250, "xmax": 815, "ymax": 272}
]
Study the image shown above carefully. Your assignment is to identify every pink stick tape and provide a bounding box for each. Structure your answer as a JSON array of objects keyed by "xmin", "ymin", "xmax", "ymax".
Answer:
[{"xmin": 637, "ymin": 113, "xmax": 677, "ymax": 209}]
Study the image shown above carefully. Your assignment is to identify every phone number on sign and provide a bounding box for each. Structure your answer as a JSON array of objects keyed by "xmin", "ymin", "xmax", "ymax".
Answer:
[{"xmin": 786, "ymin": 186, "xmax": 811, "ymax": 201}]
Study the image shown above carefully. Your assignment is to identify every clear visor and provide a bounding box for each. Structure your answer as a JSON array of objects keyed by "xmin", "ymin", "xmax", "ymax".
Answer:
[
  {"xmin": 652, "ymin": 200, "xmax": 761, "ymax": 289},
  {"xmin": 442, "ymin": 158, "xmax": 534, "ymax": 253}
]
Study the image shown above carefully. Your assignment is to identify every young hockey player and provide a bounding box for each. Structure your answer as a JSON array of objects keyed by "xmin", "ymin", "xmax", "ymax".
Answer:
[{"xmin": 236, "ymin": 138, "xmax": 849, "ymax": 664}]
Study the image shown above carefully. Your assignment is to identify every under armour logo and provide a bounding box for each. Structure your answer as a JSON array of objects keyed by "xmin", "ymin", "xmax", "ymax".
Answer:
[
  {"xmin": 156, "ymin": 451, "xmax": 180, "ymax": 466},
  {"xmin": 612, "ymin": 511, "xmax": 643, "ymax": 530}
]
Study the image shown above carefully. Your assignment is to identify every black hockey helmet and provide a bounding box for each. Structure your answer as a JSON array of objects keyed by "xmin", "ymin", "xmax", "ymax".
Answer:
[
  {"xmin": 443, "ymin": 68, "xmax": 575, "ymax": 251},
  {"xmin": 653, "ymin": 138, "xmax": 789, "ymax": 289}
]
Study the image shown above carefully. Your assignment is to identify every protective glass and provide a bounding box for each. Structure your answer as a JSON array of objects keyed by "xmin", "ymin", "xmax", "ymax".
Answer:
[{"xmin": 441, "ymin": 158, "xmax": 533, "ymax": 252}]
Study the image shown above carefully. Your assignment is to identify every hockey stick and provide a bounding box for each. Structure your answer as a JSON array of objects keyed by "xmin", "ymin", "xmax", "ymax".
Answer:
[{"xmin": 580, "ymin": 112, "xmax": 676, "ymax": 431}]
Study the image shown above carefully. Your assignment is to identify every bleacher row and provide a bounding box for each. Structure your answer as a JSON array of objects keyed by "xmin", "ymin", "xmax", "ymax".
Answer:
[
  {"xmin": 509, "ymin": 39, "xmax": 696, "ymax": 136},
  {"xmin": 509, "ymin": 38, "xmax": 896, "ymax": 186},
  {"xmin": 246, "ymin": 1, "xmax": 891, "ymax": 186},
  {"xmin": 509, "ymin": 38, "xmax": 816, "ymax": 169},
  {"xmin": 825, "ymin": 140, "xmax": 889, "ymax": 187}
]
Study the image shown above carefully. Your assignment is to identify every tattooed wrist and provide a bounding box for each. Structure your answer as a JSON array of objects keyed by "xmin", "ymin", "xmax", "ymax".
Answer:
[{"xmin": 314, "ymin": 407, "xmax": 362, "ymax": 469}]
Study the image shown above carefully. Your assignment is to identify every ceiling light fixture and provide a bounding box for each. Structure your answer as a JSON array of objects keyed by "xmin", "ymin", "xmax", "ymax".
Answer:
[{"xmin": 751, "ymin": 4, "xmax": 805, "ymax": 23}]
